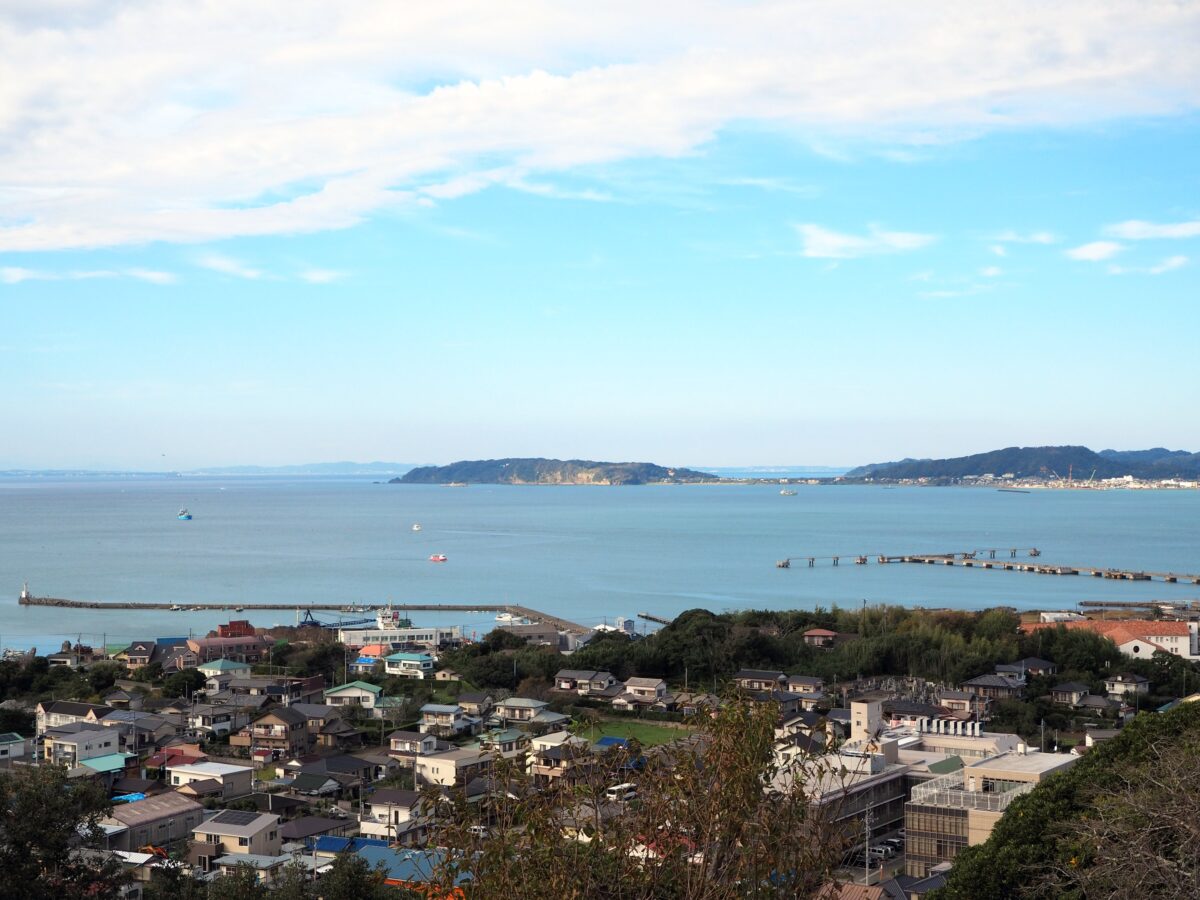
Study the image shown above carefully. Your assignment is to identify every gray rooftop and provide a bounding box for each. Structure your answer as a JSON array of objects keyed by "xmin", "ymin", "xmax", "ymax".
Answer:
[
  {"xmin": 198, "ymin": 810, "xmax": 279, "ymax": 837},
  {"xmin": 103, "ymin": 792, "xmax": 203, "ymax": 827}
]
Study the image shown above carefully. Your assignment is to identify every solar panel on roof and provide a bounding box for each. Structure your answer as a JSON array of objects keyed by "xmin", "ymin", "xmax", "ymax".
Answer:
[{"xmin": 212, "ymin": 810, "xmax": 260, "ymax": 826}]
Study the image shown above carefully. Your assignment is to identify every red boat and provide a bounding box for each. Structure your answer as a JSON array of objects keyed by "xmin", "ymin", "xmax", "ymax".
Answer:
[{"xmin": 429, "ymin": 554, "xmax": 447, "ymax": 562}]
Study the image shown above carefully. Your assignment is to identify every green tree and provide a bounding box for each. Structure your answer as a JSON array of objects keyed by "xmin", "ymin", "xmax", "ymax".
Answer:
[
  {"xmin": 205, "ymin": 863, "xmax": 268, "ymax": 900},
  {"xmin": 0, "ymin": 707, "xmax": 34, "ymax": 736},
  {"xmin": 144, "ymin": 862, "xmax": 208, "ymax": 900},
  {"xmin": 270, "ymin": 860, "xmax": 315, "ymax": 898},
  {"xmin": 161, "ymin": 668, "xmax": 206, "ymax": 698},
  {"xmin": 424, "ymin": 695, "xmax": 846, "ymax": 898},
  {"xmin": 86, "ymin": 661, "xmax": 126, "ymax": 694},
  {"xmin": 0, "ymin": 763, "xmax": 129, "ymax": 899},
  {"xmin": 932, "ymin": 700, "xmax": 1200, "ymax": 900},
  {"xmin": 316, "ymin": 852, "xmax": 397, "ymax": 899}
]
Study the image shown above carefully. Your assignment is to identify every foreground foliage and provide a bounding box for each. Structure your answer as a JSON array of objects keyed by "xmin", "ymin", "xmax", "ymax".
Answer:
[
  {"xmin": 932, "ymin": 700, "xmax": 1200, "ymax": 900},
  {"xmin": 418, "ymin": 699, "xmax": 846, "ymax": 898},
  {"xmin": 0, "ymin": 764, "xmax": 128, "ymax": 899}
]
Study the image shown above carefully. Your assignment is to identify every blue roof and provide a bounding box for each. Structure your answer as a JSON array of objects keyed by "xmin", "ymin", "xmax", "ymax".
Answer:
[
  {"xmin": 385, "ymin": 651, "xmax": 432, "ymax": 662},
  {"xmin": 353, "ymin": 657, "xmax": 378, "ymax": 667},
  {"xmin": 313, "ymin": 836, "xmax": 390, "ymax": 855},
  {"xmin": 81, "ymin": 753, "xmax": 133, "ymax": 774},
  {"xmin": 154, "ymin": 637, "xmax": 187, "ymax": 646},
  {"xmin": 354, "ymin": 846, "xmax": 470, "ymax": 885},
  {"xmin": 595, "ymin": 736, "xmax": 629, "ymax": 748}
]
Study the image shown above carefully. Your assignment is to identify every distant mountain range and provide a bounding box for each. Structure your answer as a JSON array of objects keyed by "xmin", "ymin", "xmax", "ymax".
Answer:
[
  {"xmin": 394, "ymin": 458, "xmax": 716, "ymax": 485},
  {"xmin": 846, "ymin": 446, "xmax": 1200, "ymax": 480}
]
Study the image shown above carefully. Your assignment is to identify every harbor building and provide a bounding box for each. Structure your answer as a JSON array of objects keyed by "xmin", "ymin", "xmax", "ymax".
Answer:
[{"xmin": 337, "ymin": 625, "xmax": 462, "ymax": 650}]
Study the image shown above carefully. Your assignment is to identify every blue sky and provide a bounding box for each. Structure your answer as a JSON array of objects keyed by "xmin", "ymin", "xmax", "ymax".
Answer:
[{"xmin": 1, "ymin": 2, "xmax": 1198, "ymax": 469}]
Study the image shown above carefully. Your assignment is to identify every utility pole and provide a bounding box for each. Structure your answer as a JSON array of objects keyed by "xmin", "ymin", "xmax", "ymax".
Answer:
[{"xmin": 863, "ymin": 802, "xmax": 872, "ymax": 884}]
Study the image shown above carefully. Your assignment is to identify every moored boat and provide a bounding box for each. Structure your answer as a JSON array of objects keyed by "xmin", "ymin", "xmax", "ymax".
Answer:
[
  {"xmin": 429, "ymin": 554, "xmax": 447, "ymax": 562},
  {"xmin": 177, "ymin": 508, "xmax": 192, "ymax": 520}
]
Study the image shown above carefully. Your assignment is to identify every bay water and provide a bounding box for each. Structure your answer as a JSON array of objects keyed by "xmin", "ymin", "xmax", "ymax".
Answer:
[{"xmin": 1, "ymin": 476, "xmax": 1197, "ymax": 652}]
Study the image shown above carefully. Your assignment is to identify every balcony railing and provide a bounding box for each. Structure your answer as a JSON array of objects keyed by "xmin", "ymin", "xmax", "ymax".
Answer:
[{"xmin": 909, "ymin": 769, "xmax": 1034, "ymax": 812}]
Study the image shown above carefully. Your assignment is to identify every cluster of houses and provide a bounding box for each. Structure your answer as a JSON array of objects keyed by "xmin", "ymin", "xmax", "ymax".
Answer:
[{"xmin": 6, "ymin": 614, "xmax": 1198, "ymax": 898}]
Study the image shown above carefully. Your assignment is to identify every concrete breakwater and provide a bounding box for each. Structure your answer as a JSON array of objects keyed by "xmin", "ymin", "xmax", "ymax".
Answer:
[{"xmin": 17, "ymin": 594, "xmax": 589, "ymax": 635}]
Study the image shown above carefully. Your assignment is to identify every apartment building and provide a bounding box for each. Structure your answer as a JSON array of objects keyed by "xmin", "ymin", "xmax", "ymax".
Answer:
[{"xmin": 904, "ymin": 750, "xmax": 1078, "ymax": 877}]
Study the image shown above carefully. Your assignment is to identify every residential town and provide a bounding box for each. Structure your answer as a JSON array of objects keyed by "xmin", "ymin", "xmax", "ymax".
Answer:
[{"xmin": 1, "ymin": 606, "xmax": 1198, "ymax": 898}]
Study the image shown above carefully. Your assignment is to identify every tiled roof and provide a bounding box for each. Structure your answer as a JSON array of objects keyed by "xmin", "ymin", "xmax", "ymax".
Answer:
[
  {"xmin": 103, "ymin": 792, "xmax": 202, "ymax": 826},
  {"xmin": 1021, "ymin": 620, "xmax": 1191, "ymax": 637},
  {"xmin": 325, "ymin": 681, "xmax": 382, "ymax": 695},
  {"xmin": 962, "ymin": 674, "xmax": 1023, "ymax": 688},
  {"xmin": 368, "ymin": 788, "xmax": 421, "ymax": 807},
  {"xmin": 733, "ymin": 669, "xmax": 785, "ymax": 681},
  {"xmin": 1053, "ymin": 682, "xmax": 1090, "ymax": 693}
]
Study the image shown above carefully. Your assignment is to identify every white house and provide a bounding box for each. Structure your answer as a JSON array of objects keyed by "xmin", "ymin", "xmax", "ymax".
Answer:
[
  {"xmin": 1104, "ymin": 673, "xmax": 1150, "ymax": 696},
  {"xmin": 359, "ymin": 788, "xmax": 425, "ymax": 840},
  {"xmin": 418, "ymin": 704, "xmax": 475, "ymax": 737},
  {"xmin": 613, "ymin": 677, "xmax": 668, "ymax": 709},
  {"xmin": 323, "ymin": 681, "xmax": 383, "ymax": 710},
  {"xmin": 492, "ymin": 697, "xmax": 548, "ymax": 723},
  {"xmin": 166, "ymin": 761, "xmax": 254, "ymax": 799},
  {"xmin": 383, "ymin": 652, "xmax": 435, "ymax": 680},
  {"xmin": 197, "ymin": 659, "xmax": 253, "ymax": 679},
  {"xmin": 414, "ymin": 748, "xmax": 493, "ymax": 787}
]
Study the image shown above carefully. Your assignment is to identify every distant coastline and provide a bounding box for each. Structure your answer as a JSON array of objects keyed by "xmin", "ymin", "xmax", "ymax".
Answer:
[{"xmin": 394, "ymin": 457, "xmax": 717, "ymax": 486}]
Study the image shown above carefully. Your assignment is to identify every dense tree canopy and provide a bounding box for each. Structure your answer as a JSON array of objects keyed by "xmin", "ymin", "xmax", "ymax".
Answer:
[
  {"xmin": 931, "ymin": 700, "xmax": 1200, "ymax": 900},
  {"xmin": 0, "ymin": 764, "xmax": 128, "ymax": 899}
]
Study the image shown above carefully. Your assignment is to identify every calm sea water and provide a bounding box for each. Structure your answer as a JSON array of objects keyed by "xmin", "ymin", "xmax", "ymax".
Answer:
[{"xmin": 1, "ymin": 476, "xmax": 1197, "ymax": 651}]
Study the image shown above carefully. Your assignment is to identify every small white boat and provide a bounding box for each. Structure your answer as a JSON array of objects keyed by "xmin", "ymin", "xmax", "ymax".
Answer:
[
  {"xmin": 429, "ymin": 554, "xmax": 447, "ymax": 563},
  {"xmin": 177, "ymin": 508, "xmax": 192, "ymax": 520},
  {"xmin": 169, "ymin": 604, "xmax": 182, "ymax": 611},
  {"xmin": 412, "ymin": 523, "xmax": 422, "ymax": 532},
  {"xmin": 780, "ymin": 489, "xmax": 797, "ymax": 496}
]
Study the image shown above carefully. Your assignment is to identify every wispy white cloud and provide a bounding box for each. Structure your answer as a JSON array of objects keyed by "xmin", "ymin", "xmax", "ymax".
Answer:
[
  {"xmin": 1108, "ymin": 254, "xmax": 1188, "ymax": 275},
  {"xmin": 0, "ymin": 2, "xmax": 1196, "ymax": 251},
  {"xmin": 299, "ymin": 269, "xmax": 342, "ymax": 284},
  {"xmin": 719, "ymin": 177, "xmax": 819, "ymax": 197},
  {"xmin": 989, "ymin": 245, "xmax": 1007, "ymax": 257},
  {"xmin": 196, "ymin": 254, "xmax": 263, "ymax": 279},
  {"xmin": 980, "ymin": 266, "xmax": 1002, "ymax": 277},
  {"xmin": 505, "ymin": 178, "xmax": 615, "ymax": 203},
  {"xmin": 2, "ymin": 266, "xmax": 173, "ymax": 284},
  {"xmin": 1065, "ymin": 241, "xmax": 1123, "ymax": 261},
  {"xmin": 992, "ymin": 230, "xmax": 1058, "ymax": 245},
  {"xmin": 127, "ymin": 268, "xmax": 177, "ymax": 284},
  {"xmin": 2, "ymin": 267, "xmax": 42, "ymax": 284},
  {"xmin": 1151, "ymin": 255, "xmax": 1188, "ymax": 273},
  {"xmin": 1105, "ymin": 219, "xmax": 1200, "ymax": 240},
  {"xmin": 796, "ymin": 224, "xmax": 936, "ymax": 259}
]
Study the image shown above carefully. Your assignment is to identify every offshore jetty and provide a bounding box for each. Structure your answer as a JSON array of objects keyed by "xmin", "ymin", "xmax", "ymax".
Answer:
[
  {"xmin": 776, "ymin": 547, "xmax": 1200, "ymax": 585},
  {"xmin": 16, "ymin": 586, "xmax": 589, "ymax": 635}
]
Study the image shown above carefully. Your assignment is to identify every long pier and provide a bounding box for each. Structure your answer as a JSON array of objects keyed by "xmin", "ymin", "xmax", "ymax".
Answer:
[
  {"xmin": 637, "ymin": 611, "xmax": 675, "ymax": 626},
  {"xmin": 17, "ymin": 594, "xmax": 589, "ymax": 635},
  {"xmin": 776, "ymin": 548, "xmax": 1200, "ymax": 585}
]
